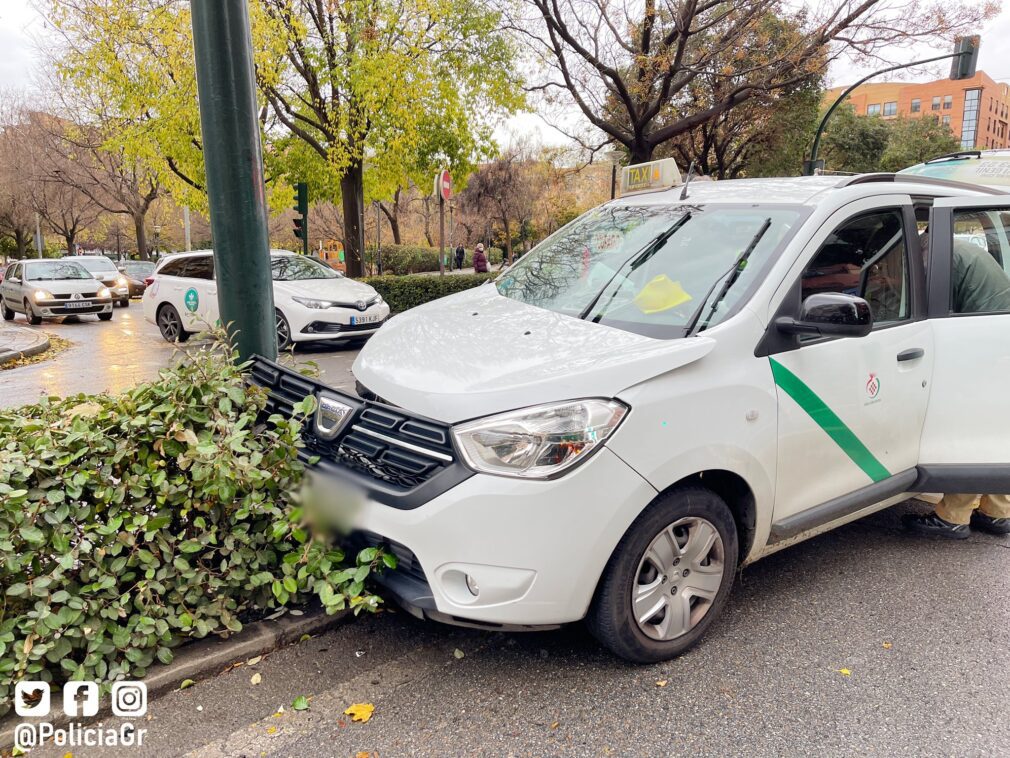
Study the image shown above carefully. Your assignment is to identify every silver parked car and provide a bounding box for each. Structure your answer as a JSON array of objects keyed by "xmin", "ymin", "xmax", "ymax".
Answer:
[
  {"xmin": 65, "ymin": 255, "xmax": 131, "ymax": 307},
  {"xmin": 0, "ymin": 259, "xmax": 114, "ymax": 324}
]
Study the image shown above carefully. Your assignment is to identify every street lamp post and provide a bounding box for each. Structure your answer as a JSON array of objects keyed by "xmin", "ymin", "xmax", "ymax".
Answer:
[
  {"xmin": 153, "ymin": 225, "xmax": 162, "ymax": 260},
  {"xmin": 804, "ymin": 37, "xmax": 980, "ymax": 175}
]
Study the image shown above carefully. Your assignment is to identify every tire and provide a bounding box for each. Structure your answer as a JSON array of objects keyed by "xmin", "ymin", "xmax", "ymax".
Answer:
[
  {"xmin": 156, "ymin": 303, "xmax": 190, "ymax": 343},
  {"xmin": 276, "ymin": 309, "xmax": 292, "ymax": 351},
  {"xmin": 1, "ymin": 300, "xmax": 13, "ymax": 321},
  {"xmin": 586, "ymin": 485, "xmax": 738, "ymax": 663},
  {"xmin": 98, "ymin": 311, "xmax": 113, "ymax": 321},
  {"xmin": 119, "ymin": 298, "xmax": 130, "ymax": 308},
  {"xmin": 24, "ymin": 299, "xmax": 42, "ymax": 326}
]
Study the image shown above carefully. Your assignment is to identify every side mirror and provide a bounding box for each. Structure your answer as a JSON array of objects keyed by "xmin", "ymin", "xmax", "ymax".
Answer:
[{"xmin": 776, "ymin": 293, "xmax": 873, "ymax": 338}]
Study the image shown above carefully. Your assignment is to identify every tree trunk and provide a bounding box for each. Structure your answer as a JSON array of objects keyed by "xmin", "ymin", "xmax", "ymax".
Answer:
[
  {"xmin": 15, "ymin": 229, "xmax": 28, "ymax": 258},
  {"xmin": 422, "ymin": 197, "xmax": 434, "ymax": 247},
  {"xmin": 340, "ymin": 161, "xmax": 364, "ymax": 278},
  {"xmin": 379, "ymin": 198, "xmax": 401, "ymax": 245},
  {"xmin": 629, "ymin": 139, "xmax": 654, "ymax": 165},
  {"xmin": 63, "ymin": 231, "xmax": 75, "ymax": 255},
  {"xmin": 502, "ymin": 214, "xmax": 512, "ymax": 264},
  {"xmin": 134, "ymin": 214, "xmax": 149, "ymax": 260}
]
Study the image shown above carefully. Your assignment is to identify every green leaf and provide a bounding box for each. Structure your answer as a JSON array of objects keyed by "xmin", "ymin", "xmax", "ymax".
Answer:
[
  {"xmin": 179, "ymin": 679, "xmax": 196, "ymax": 690},
  {"xmin": 292, "ymin": 695, "xmax": 310, "ymax": 711},
  {"xmin": 5, "ymin": 583, "xmax": 28, "ymax": 597},
  {"xmin": 282, "ymin": 577, "xmax": 297, "ymax": 594}
]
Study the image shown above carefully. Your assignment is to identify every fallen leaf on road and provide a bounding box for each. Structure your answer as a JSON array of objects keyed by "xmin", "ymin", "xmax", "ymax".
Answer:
[
  {"xmin": 882, "ymin": 642, "xmax": 893, "ymax": 649},
  {"xmin": 247, "ymin": 656, "xmax": 262, "ymax": 666},
  {"xmin": 345, "ymin": 703, "xmax": 375, "ymax": 723},
  {"xmin": 300, "ymin": 634, "xmax": 312, "ymax": 642},
  {"xmin": 550, "ymin": 721, "xmax": 559, "ymax": 730},
  {"xmin": 292, "ymin": 696, "xmax": 310, "ymax": 711},
  {"xmin": 266, "ymin": 726, "xmax": 277, "ymax": 735},
  {"xmin": 835, "ymin": 668, "xmax": 852, "ymax": 677},
  {"xmin": 655, "ymin": 680, "xmax": 668, "ymax": 687},
  {"xmin": 179, "ymin": 679, "xmax": 195, "ymax": 690},
  {"xmin": 453, "ymin": 648, "xmax": 465, "ymax": 659},
  {"xmin": 250, "ymin": 673, "xmax": 262, "ymax": 686}
]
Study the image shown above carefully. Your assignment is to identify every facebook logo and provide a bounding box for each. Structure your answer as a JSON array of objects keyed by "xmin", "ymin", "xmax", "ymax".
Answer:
[{"xmin": 63, "ymin": 681, "xmax": 99, "ymax": 718}]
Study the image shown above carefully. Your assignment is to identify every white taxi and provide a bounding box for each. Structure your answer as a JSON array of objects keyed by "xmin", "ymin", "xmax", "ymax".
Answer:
[
  {"xmin": 251, "ymin": 154, "xmax": 1010, "ymax": 662},
  {"xmin": 143, "ymin": 250, "xmax": 389, "ymax": 348}
]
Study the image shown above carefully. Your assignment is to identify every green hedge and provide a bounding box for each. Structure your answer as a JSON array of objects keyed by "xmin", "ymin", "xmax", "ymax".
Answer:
[
  {"xmin": 363, "ymin": 244, "xmax": 504, "ymax": 275},
  {"xmin": 363, "ymin": 274, "xmax": 495, "ymax": 312},
  {"xmin": 0, "ymin": 342, "xmax": 389, "ymax": 714}
]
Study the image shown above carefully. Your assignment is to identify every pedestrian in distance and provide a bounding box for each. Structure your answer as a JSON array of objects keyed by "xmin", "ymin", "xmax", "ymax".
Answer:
[
  {"xmin": 473, "ymin": 243, "xmax": 488, "ymax": 274},
  {"xmin": 454, "ymin": 243, "xmax": 465, "ymax": 272}
]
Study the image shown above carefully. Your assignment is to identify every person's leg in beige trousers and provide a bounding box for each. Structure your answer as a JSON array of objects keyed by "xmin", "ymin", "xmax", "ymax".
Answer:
[{"xmin": 903, "ymin": 493, "xmax": 1010, "ymax": 538}]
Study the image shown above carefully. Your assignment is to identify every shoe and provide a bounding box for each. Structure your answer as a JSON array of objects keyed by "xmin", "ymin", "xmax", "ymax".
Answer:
[
  {"xmin": 970, "ymin": 511, "xmax": 1010, "ymax": 535},
  {"xmin": 901, "ymin": 512, "xmax": 970, "ymax": 539}
]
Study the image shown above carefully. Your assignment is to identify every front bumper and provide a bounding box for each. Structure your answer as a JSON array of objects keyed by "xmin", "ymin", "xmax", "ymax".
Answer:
[
  {"xmin": 37, "ymin": 299, "xmax": 113, "ymax": 316},
  {"xmin": 250, "ymin": 357, "xmax": 658, "ymax": 627},
  {"xmin": 285, "ymin": 302, "xmax": 391, "ymax": 342}
]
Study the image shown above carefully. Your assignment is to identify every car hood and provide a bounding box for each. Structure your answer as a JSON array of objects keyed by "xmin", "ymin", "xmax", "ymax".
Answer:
[
  {"xmin": 28, "ymin": 279, "xmax": 109, "ymax": 295},
  {"xmin": 274, "ymin": 277, "xmax": 376, "ymax": 302},
  {"xmin": 352, "ymin": 284, "xmax": 715, "ymax": 423}
]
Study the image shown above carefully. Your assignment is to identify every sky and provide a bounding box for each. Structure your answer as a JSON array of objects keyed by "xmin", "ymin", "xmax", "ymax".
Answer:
[{"xmin": 3, "ymin": 0, "xmax": 1010, "ymax": 148}]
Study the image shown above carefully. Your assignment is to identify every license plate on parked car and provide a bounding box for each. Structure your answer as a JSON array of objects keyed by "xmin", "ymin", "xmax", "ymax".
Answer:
[
  {"xmin": 350, "ymin": 314, "xmax": 382, "ymax": 325},
  {"xmin": 64, "ymin": 301, "xmax": 92, "ymax": 310}
]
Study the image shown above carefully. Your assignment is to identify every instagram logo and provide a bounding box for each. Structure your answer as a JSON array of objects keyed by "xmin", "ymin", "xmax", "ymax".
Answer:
[{"xmin": 111, "ymin": 682, "xmax": 148, "ymax": 718}]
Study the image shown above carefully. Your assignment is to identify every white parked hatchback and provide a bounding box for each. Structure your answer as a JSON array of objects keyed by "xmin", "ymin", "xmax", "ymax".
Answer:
[{"xmin": 143, "ymin": 250, "xmax": 390, "ymax": 348}]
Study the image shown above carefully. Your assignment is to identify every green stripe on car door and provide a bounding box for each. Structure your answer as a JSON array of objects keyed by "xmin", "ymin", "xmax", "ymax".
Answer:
[{"xmin": 769, "ymin": 358, "xmax": 891, "ymax": 483}]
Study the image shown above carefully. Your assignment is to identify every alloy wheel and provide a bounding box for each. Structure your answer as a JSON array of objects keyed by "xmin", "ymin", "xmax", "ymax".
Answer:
[{"xmin": 158, "ymin": 306, "xmax": 180, "ymax": 341}]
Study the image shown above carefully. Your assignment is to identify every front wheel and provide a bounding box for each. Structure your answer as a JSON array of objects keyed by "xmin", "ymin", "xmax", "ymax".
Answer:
[
  {"xmin": 276, "ymin": 309, "xmax": 292, "ymax": 351},
  {"xmin": 586, "ymin": 485, "xmax": 738, "ymax": 663},
  {"xmin": 119, "ymin": 298, "xmax": 130, "ymax": 308},
  {"xmin": 1, "ymin": 300, "xmax": 13, "ymax": 321},
  {"xmin": 156, "ymin": 303, "xmax": 190, "ymax": 343},
  {"xmin": 24, "ymin": 299, "xmax": 42, "ymax": 326}
]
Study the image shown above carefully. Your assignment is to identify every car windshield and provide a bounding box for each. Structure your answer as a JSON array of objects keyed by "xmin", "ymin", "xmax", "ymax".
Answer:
[
  {"xmin": 24, "ymin": 260, "xmax": 93, "ymax": 281},
  {"xmin": 271, "ymin": 255, "xmax": 341, "ymax": 281},
  {"xmin": 74, "ymin": 258, "xmax": 118, "ymax": 274},
  {"xmin": 120, "ymin": 261, "xmax": 154, "ymax": 276},
  {"xmin": 495, "ymin": 204, "xmax": 802, "ymax": 338}
]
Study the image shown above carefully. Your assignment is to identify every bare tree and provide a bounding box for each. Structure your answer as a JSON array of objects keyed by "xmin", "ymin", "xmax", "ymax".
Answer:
[{"xmin": 514, "ymin": 0, "xmax": 995, "ymax": 163}]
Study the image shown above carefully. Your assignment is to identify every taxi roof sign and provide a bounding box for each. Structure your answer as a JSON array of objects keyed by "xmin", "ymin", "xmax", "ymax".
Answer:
[
  {"xmin": 899, "ymin": 150, "xmax": 1010, "ymax": 187},
  {"xmin": 620, "ymin": 159, "xmax": 682, "ymax": 196}
]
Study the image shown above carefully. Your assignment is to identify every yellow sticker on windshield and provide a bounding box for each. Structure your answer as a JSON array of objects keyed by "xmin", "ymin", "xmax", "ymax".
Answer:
[{"xmin": 634, "ymin": 275, "xmax": 692, "ymax": 314}]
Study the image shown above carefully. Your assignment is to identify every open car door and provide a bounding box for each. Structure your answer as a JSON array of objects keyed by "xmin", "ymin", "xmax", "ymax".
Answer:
[{"xmin": 917, "ymin": 195, "xmax": 1010, "ymax": 493}]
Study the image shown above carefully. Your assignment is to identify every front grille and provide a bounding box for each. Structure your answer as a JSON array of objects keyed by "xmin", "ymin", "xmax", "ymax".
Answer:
[
  {"xmin": 247, "ymin": 357, "xmax": 472, "ymax": 507},
  {"xmin": 344, "ymin": 530, "xmax": 427, "ymax": 584},
  {"xmin": 51, "ymin": 292, "xmax": 100, "ymax": 300}
]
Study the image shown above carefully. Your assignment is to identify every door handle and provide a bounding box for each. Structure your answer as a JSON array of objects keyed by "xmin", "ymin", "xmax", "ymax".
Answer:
[{"xmin": 897, "ymin": 348, "xmax": 925, "ymax": 362}]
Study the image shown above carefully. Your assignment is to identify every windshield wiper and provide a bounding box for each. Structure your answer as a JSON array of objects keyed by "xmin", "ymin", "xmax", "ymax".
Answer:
[
  {"xmin": 684, "ymin": 217, "xmax": 772, "ymax": 337},
  {"xmin": 579, "ymin": 212, "xmax": 693, "ymax": 321}
]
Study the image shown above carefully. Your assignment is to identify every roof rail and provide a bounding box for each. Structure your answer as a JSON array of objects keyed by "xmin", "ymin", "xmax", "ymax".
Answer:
[
  {"xmin": 925, "ymin": 150, "xmax": 982, "ymax": 164},
  {"xmin": 835, "ymin": 172, "xmax": 1009, "ymax": 196}
]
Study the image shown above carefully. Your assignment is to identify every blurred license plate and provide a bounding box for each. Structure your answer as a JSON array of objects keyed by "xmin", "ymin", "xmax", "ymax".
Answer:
[
  {"xmin": 350, "ymin": 314, "xmax": 382, "ymax": 325},
  {"xmin": 64, "ymin": 301, "xmax": 92, "ymax": 309}
]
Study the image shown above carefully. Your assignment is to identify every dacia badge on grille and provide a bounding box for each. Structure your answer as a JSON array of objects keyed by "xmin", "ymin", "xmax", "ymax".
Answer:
[{"xmin": 315, "ymin": 394, "xmax": 353, "ymax": 440}]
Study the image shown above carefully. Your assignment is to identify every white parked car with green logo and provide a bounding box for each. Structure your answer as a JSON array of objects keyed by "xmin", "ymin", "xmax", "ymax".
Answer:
[
  {"xmin": 251, "ymin": 154, "xmax": 1010, "ymax": 661},
  {"xmin": 143, "ymin": 250, "xmax": 389, "ymax": 349}
]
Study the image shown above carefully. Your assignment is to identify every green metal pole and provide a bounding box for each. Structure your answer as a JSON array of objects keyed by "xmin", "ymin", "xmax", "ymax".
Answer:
[{"xmin": 191, "ymin": 0, "xmax": 277, "ymax": 361}]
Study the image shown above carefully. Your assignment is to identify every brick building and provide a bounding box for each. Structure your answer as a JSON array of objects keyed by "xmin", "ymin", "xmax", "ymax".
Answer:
[{"xmin": 823, "ymin": 71, "xmax": 1010, "ymax": 150}]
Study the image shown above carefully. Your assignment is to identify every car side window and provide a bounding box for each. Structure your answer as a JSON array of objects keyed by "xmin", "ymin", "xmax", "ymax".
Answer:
[
  {"xmin": 180, "ymin": 256, "xmax": 214, "ymax": 280},
  {"xmin": 9, "ymin": 264, "xmax": 19, "ymax": 280},
  {"xmin": 158, "ymin": 259, "xmax": 185, "ymax": 277},
  {"xmin": 801, "ymin": 209, "xmax": 910, "ymax": 329},
  {"xmin": 951, "ymin": 208, "xmax": 1010, "ymax": 314}
]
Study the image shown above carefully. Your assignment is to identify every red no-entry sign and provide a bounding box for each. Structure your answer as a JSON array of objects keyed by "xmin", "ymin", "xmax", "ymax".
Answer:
[{"xmin": 435, "ymin": 169, "xmax": 451, "ymax": 201}]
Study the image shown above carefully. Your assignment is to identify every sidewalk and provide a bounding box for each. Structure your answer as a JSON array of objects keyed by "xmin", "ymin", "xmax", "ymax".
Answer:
[{"xmin": 0, "ymin": 321, "xmax": 49, "ymax": 364}]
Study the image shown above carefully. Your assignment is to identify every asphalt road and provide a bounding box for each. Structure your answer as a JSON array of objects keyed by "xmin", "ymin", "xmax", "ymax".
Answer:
[
  {"xmin": 0, "ymin": 304, "xmax": 361, "ymax": 409},
  {"xmin": 26, "ymin": 501, "xmax": 1010, "ymax": 758}
]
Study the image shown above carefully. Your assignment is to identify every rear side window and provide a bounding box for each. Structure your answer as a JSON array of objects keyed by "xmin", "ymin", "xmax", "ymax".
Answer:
[
  {"xmin": 180, "ymin": 257, "xmax": 214, "ymax": 280},
  {"xmin": 158, "ymin": 259, "xmax": 186, "ymax": 277},
  {"xmin": 951, "ymin": 208, "xmax": 1010, "ymax": 314}
]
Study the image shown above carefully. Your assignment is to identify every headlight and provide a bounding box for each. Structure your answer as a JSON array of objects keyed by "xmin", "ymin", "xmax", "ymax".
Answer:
[
  {"xmin": 33, "ymin": 289, "xmax": 54, "ymax": 301},
  {"xmin": 98, "ymin": 287, "xmax": 111, "ymax": 299},
  {"xmin": 292, "ymin": 296, "xmax": 333, "ymax": 309},
  {"xmin": 116, "ymin": 275, "xmax": 127, "ymax": 287},
  {"xmin": 452, "ymin": 399, "xmax": 628, "ymax": 479}
]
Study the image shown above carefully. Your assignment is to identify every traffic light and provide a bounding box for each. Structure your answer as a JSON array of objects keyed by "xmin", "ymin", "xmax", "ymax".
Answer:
[
  {"xmin": 292, "ymin": 182, "xmax": 308, "ymax": 255},
  {"xmin": 950, "ymin": 35, "xmax": 980, "ymax": 81}
]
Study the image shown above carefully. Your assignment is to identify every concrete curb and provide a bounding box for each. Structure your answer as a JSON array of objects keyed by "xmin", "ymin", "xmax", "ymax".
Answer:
[
  {"xmin": 0, "ymin": 606, "xmax": 350, "ymax": 750},
  {"xmin": 0, "ymin": 325, "xmax": 50, "ymax": 365}
]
